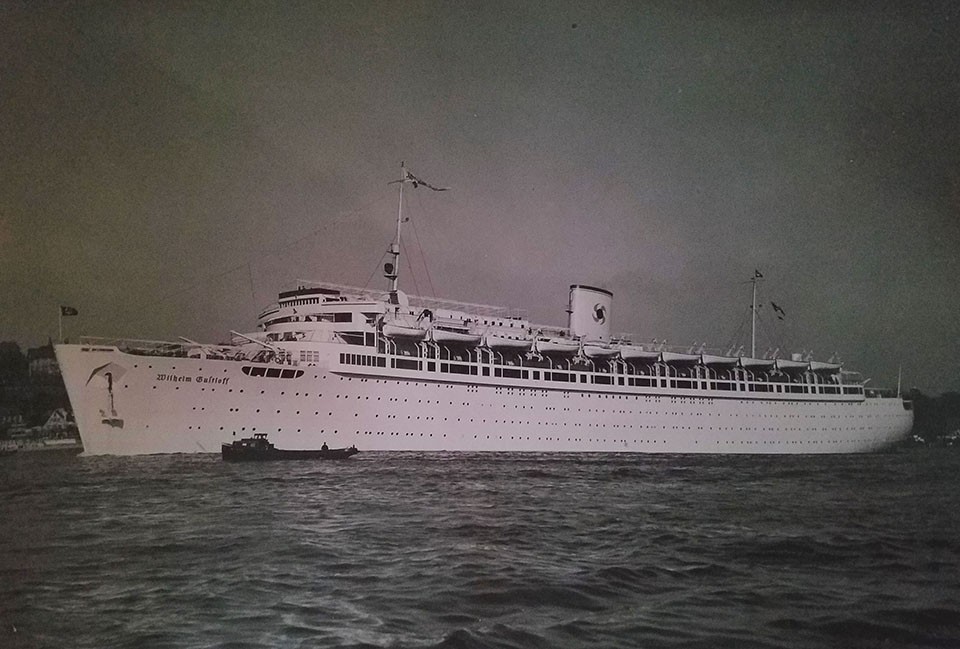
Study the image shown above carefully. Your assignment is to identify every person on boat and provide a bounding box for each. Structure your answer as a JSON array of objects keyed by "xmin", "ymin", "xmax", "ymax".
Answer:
[{"xmin": 321, "ymin": 442, "xmax": 328, "ymax": 451}]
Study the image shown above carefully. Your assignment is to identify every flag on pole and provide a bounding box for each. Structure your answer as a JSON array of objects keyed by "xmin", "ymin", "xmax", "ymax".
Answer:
[
  {"xmin": 389, "ymin": 167, "xmax": 449, "ymax": 191},
  {"xmin": 754, "ymin": 269, "xmax": 763, "ymax": 279},
  {"xmin": 59, "ymin": 306, "xmax": 78, "ymax": 344},
  {"xmin": 404, "ymin": 169, "xmax": 448, "ymax": 191}
]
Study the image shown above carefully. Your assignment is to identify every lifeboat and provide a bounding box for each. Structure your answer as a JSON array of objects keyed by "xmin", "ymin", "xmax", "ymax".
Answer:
[
  {"xmin": 429, "ymin": 326, "xmax": 482, "ymax": 345},
  {"xmin": 661, "ymin": 351, "xmax": 700, "ymax": 365},
  {"xmin": 534, "ymin": 336, "xmax": 580, "ymax": 355},
  {"xmin": 382, "ymin": 318, "xmax": 427, "ymax": 340},
  {"xmin": 775, "ymin": 358, "xmax": 809, "ymax": 372},
  {"xmin": 484, "ymin": 332, "xmax": 533, "ymax": 351},
  {"xmin": 582, "ymin": 340, "xmax": 618, "ymax": 359},
  {"xmin": 739, "ymin": 357, "xmax": 776, "ymax": 370},
  {"xmin": 617, "ymin": 344, "xmax": 660, "ymax": 362},
  {"xmin": 700, "ymin": 354, "xmax": 739, "ymax": 367},
  {"xmin": 809, "ymin": 360, "xmax": 841, "ymax": 373}
]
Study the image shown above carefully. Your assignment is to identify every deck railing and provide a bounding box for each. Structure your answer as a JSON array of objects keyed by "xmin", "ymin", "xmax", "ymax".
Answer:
[{"xmin": 292, "ymin": 280, "xmax": 527, "ymax": 320}]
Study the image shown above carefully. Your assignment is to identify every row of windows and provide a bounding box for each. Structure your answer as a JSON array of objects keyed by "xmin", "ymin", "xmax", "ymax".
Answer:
[
  {"xmin": 207, "ymin": 422, "xmax": 893, "ymax": 448},
  {"xmin": 283, "ymin": 296, "xmax": 349, "ymax": 306},
  {"xmin": 480, "ymin": 318, "xmax": 524, "ymax": 328},
  {"xmin": 338, "ymin": 354, "xmax": 864, "ymax": 396},
  {"xmin": 269, "ymin": 312, "xmax": 352, "ymax": 325},
  {"xmin": 241, "ymin": 366, "xmax": 304, "ymax": 379},
  {"xmin": 341, "ymin": 353, "xmax": 387, "ymax": 368}
]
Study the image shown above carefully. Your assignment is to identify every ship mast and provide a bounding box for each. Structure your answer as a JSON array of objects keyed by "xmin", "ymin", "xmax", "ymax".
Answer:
[
  {"xmin": 751, "ymin": 270, "xmax": 762, "ymax": 358},
  {"xmin": 383, "ymin": 162, "xmax": 447, "ymax": 302},
  {"xmin": 384, "ymin": 163, "xmax": 405, "ymax": 301}
]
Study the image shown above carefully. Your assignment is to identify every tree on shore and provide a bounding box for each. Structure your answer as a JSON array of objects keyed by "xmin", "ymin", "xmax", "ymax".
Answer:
[{"xmin": 0, "ymin": 342, "xmax": 28, "ymax": 381}]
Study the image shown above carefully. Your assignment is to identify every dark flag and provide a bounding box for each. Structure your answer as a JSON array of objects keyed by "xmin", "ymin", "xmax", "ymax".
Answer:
[
  {"xmin": 389, "ymin": 165, "xmax": 449, "ymax": 191},
  {"xmin": 754, "ymin": 269, "xmax": 763, "ymax": 279},
  {"xmin": 771, "ymin": 302, "xmax": 785, "ymax": 320},
  {"xmin": 403, "ymin": 170, "xmax": 448, "ymax": 191},
  {"xmin": 60, "ymin": 306, "xmax": 78, "ymax": 316}
]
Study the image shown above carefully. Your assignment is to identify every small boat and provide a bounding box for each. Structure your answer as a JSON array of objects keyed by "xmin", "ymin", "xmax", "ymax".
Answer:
[
  {"xmin": 775, "ymin": 358, "xmax": 809, "ymax": 372},
  {"xmin": 382, "ymin": 322, "xmax": 426, "ymax": 340},
  {"xmin": 429, "ymin": 326, "xmax": 482, "ymax": 345},
  {"xmin": 534, "ymin": 336, "xmax": 580, "ymax": 355},
  {"xmin": 222, "ymin": 433, "xmax": 358, "ymax": 461},
  {"xmin": 661, "ymin": 351, "xmax": 700, "ymax": 365},
  {"xmin": 739, "ymin": 357, "xmax": 776, "ymax": 370},
  {"xmin": 809, "ymin": 360, "xmax": 842, "ymax": 373},
  {"xmin": 483, "ymin": 331, "xmax": 533, "ymax": 351},
  {"xmin": 700, "ymin": 354, "xmax": 739, "ymax": 367},
  {"xmin": 617, "ymin": 344, "xmax": 660, "ymax": 362},
  {"xmin": 581, "ymin": 340, "xmax": 618, "ymax": 359}
]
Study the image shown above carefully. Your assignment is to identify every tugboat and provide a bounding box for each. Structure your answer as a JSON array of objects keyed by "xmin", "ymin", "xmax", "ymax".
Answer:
[{"xmin": 221, "ymin": 433, "xmax": 358, "ymax": 462}]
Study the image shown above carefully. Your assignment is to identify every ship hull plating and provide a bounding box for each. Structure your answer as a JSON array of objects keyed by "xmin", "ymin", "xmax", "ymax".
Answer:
[{"xmin": 57, "ymin": 344, "xmax": 913, "ymax": 456}]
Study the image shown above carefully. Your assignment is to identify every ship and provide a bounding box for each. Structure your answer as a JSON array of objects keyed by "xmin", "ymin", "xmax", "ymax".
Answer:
[
  {"xmin": 55, "ymin": 165, "xmax": 913, "ymax": 455},
  {"xmin": 221, "ymin": 434, "xmax": 358, "ymax": 461}
]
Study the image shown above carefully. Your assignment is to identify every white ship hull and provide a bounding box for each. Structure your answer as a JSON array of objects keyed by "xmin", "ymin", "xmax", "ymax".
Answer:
[
  {"xmin": 56, "ymin": 343, "xmax": 913, "ymax": 456},
  {"xmin": 56, "ymin": 169, "xmax": 913, "ymax": 456}
]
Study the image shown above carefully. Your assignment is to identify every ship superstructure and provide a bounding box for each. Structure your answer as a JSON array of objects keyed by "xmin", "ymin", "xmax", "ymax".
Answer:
[{"xmin": 56, "ymin": 165, "xmax": 913, "ymax": 455}]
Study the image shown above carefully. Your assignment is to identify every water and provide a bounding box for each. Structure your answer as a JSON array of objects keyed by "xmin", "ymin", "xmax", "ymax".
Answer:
[{"xmin": 2, "ymin": 449, "xmax": 959, "ymax": 649}]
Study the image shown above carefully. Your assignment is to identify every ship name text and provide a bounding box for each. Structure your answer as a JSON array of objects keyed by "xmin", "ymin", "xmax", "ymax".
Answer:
[{"xmin": 155, "ymin": 373, "xmax": 229, "ymax": 385}]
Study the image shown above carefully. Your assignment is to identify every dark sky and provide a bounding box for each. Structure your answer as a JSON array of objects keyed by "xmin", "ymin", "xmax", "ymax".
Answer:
[{"xmin": 2, "ymin": 1, "xmax": 958, "ymax": 394}]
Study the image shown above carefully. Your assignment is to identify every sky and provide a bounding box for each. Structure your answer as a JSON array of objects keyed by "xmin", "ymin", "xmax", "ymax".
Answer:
[{"xmin": 1, "ymin": 1, "xmax": 958, "ymax": 394}]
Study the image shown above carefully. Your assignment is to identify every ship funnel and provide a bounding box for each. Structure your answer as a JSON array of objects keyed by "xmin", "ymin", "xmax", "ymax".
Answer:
[{"xmin": 568, "ymin": 285, "xmax": 612, "ymax": 341}]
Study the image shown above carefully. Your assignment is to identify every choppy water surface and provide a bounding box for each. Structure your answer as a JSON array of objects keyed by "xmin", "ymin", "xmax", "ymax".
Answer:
[{"xmin": 2, "ymin": 449, "xmax": 959, "ymax": 648}]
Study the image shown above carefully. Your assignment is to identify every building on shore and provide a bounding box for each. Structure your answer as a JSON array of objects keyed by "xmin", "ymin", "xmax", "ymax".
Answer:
[
  {"xmin": 1, "ymin": 407, "xmax": 82, "ymax": 454},
  {"xmin": 27, "ymin": 340, "xmax": 60, "ymax": 381}
]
